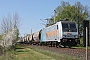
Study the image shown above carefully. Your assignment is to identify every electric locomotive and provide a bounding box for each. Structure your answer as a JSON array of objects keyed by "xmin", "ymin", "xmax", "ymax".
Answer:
[{"xmin": 41, "ymin": 21, "xmax": 80, "ymax": 47}]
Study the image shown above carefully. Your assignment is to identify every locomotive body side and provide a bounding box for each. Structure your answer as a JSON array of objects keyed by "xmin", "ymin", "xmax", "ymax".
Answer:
[{"xmin": 41, "ymin": 22, "xmax": 61, "ymax": 42}]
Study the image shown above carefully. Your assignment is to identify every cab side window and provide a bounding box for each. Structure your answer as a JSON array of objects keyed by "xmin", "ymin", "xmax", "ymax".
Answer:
[{"xmin": 57, "ymin": 25, "xmax": 58, "ymax": 29}]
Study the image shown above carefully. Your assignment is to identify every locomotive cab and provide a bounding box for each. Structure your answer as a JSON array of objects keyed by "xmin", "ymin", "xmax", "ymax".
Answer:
[{"xmin": 61, "ymin": 21, "xmax": 80, "ymax": 47}]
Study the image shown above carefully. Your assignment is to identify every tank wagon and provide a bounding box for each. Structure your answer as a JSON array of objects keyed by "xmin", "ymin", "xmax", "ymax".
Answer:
[
  {"xmin": 32, "ymin": 30, "xmax": 41, "ymax": 45},
  {"xmin": 29, "ymin": 21, "xmax": 80, "ymax": 47},
  {"xmin": 28, "ymin": 34, "xmax": 33, "ymax": 44}
]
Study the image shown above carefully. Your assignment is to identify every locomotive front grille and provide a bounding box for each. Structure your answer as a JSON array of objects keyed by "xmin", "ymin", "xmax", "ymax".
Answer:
[
  {"xmin": 66, "ymin": 34, "xmax": 74, "ymax": 37},
  {"xmin": 63, "ymin": 35, "xmax": 78, "ymax": 38}
]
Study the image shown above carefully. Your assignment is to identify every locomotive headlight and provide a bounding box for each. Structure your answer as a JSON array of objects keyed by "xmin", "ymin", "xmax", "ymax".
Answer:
[
  {"xmin": 62, "ymin": 39, "xmax": 67, "ymax": 42},
  {"xmin": 70, "ymin": 40, "xmax": 71, "ymax": 42},
  {"xmin": 75, "ymin": 35, "xmax": 78, "ymax": 38},
  {"xmin": 63, "ymin": 35, "xmax": 66, "ymax": 38}
]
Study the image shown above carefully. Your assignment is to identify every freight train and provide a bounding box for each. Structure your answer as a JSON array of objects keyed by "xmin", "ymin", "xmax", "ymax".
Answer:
[{"xmin": 21, "ymin": 20, "xmax": 80, "ymax": 47}]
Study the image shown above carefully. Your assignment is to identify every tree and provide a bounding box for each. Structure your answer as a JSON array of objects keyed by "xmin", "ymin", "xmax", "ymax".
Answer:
[
  {"xmin": 74, "ymin": 2, "xmax": 89, "ymax": 36},
  {"xmin": 13, "ymin": 12, "xmax": 20, "ymax": 29},
  {"xmin": 0, "ymin": 15, "xmax": 12, "ymax": 33},
  {"xmin": 56, "ymin": 5, "xmax": 76, "ymax": 21},
  {"xmin": 0, "ymin": 12, "xmax": 20, "ymax": 34},
  {"xmin": 46, "ymin": 1, "xmax": 70, "ymax": 27},
  {"xmin": 55, "ymin": 1, "xmax": 70, "ymax": 16},
  {"xmin": 47, "ymin": 1, "xmax": 90, "ymax": 36},
  {"xmin": 0, "ymin": 13, "xmax": 20, "ymax": 54},
  {"xmin": 55, "ymin": 1, "xmax": 89, "ymax": 21}
]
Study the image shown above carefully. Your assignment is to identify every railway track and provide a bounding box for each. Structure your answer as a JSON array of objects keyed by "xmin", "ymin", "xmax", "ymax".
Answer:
[{"xmin": 26, "ymin": 44, "xmax": 90, "ymax": 60}]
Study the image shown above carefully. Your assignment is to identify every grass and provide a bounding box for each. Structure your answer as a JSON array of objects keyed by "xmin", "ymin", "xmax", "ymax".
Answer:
[
  {"xmin": 0, "ymin": 44, "xmax": 82, "ymax": 60},
  {"xmin": 13, "ymin": 44, "xmax": 54, "ymax": 60},
  {"xmin": 28, "ymin": 46, "xmax": 82, "ymax": 60},
  {"xmin": 72, "ymin": 44, "xmax": 90, "ymax": 49}
]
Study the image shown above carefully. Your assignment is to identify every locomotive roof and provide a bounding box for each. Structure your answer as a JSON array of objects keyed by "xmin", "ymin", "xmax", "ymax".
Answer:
[
  {"xmin": 44, "ymin": 21, "xmax": 76, "ymax": 29},
  {"xmin": 61, "ymin": 21, "xmax": 76, "ymax": 23}
]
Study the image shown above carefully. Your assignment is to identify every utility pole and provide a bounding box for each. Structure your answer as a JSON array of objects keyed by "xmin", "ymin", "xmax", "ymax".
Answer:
[
  {"xmin": 31, "ymin": 29, "xmax": 32, "ymax": 35},
  {"xmin": 77, "ymin": 3, "xmax": 80, "ymax": 38},
  {"xmin": 54, "ymin": 10, "xmax": 56, "ymax": 23},
  {"xmin": 54, "ymin": 10, "xmax": 57, "ymax": 43}
]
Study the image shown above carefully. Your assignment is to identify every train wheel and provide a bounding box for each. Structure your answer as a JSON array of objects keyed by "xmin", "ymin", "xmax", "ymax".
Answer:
[
  {"xmin": 56, "ymin": 42, "xmax": 58, "ymax": 48},
  {"xmin": 40, "ymin": 43, "xmax": 42, "ymax": 46},
  {"xmin": 68, "ymin": 45, "xmax": 72, "ymax": 48},
  {"xmin": 51, "ymin": 41, "xmax": 52, "ymax": 47}
]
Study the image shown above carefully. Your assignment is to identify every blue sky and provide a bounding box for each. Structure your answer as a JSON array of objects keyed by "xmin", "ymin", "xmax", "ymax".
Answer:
[{"xmin": 0, "ymin": 0, "xmax": 90, "ymax": 37}]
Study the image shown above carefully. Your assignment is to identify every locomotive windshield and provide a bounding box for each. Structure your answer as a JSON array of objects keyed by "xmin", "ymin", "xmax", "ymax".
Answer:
[{"xmin": 62, "ymin": 22, "xmax": 77, "ymax": 32}]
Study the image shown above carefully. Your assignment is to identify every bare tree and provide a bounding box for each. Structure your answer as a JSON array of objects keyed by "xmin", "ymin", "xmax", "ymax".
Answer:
[
  {"xmin": 0, "ymin": 17, "xmax": 12, "ymax": 33},
  {"xmin": 0, "ymin": 12, "xmax": 20, "ymax": 33},
  {"xmin": 13, "ymin": 12, "xmax": 20, "ymax": 29}
]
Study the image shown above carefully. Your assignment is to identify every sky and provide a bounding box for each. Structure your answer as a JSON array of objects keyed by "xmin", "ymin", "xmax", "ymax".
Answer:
[{"xmin": 0, "ymin": 0, "xmax": 90, "ymax": 37}]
